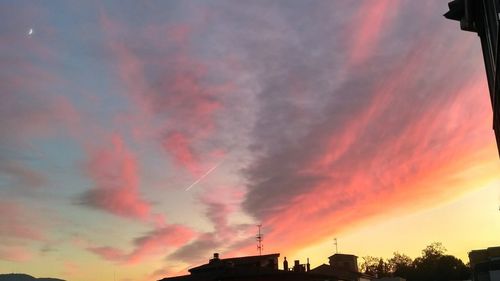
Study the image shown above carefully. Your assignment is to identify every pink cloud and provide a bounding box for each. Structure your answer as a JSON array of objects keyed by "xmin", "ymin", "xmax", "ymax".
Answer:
[
  {"xmin": 88, "ymin": 246, "xmax": 127, "ymax": 262},
  {"xmin": 250, "ymin": 73, "xmax": 495, "ymax": 257},
  {"xmin": 100, "ymin": 14, "xmax": 230, "ymax": 176},
  {"xmin": 0, "ymin": 201, "xmax": 45, "ymax": 241},
  {"xmin": 88, "ymin": 224, "xmax": 195, "ymax": 264},
  {"xmin": 239, "ymin": 7, "xmax": 497, "ymax": 257},
  {"xmin": 348, "ymin": 0, "xmax": 399, "ymax": 66},
  {"xmin": 0, "ymin": 193, "xmax": 46, "ymax": 262},
  {"xmin": 166, "ymin": 24, "xmax": 192, "ymax": 45},
  {"xmin": 162, "ymin": 131, "xmax": 201, "ymax": 175},
  {"xmin": 127, "ymin": 224, "xmax": 195, "ymax": 264},
  {"xmin": 0, "ymin": 246, "xmax": 34, "ymax": 262},
  {"xmin": 81, "ymin": 134, "xmax": 151, "ymax": 220}
]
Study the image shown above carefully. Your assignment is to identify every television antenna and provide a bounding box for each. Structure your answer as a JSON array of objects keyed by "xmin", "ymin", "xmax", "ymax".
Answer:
[
  {"xmin": 334, "ymin": 238, "xmax": 338, "ymax": 254},
  {"xmin": 256, "ymin": 224, "xmax": 263, "ymax": 255}
]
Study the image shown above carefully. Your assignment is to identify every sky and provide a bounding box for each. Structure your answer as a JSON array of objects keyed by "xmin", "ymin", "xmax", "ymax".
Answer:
[{"xmin": 1, "ymin": 1, "xmax": 500, "ymax": 280}]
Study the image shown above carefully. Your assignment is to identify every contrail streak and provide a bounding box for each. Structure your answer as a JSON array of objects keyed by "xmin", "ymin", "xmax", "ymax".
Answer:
[{"xmin": 185, "ymin": 161, "xmax": 222, "ymax": 191}]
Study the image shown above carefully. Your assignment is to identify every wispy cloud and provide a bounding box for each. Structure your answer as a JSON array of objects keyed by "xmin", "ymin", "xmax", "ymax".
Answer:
[
  {"xmin": 80, "ymin": 134, "xmax": 151, "ymax": 220},
  {"xmin": 222, "ymin": 0, "xmax": 498, "ymax": 254},
  {"xmin": 1, "ymin": 1, "xmax": 498, "ymax": 279},
  {"xmin": 88, "ymin": 224, "xmax": 195, "ymax": 264},
  {"xmin": 167, "ymin": 185, "xmax": 252, "ymax": 266},
  {"xmin": 0, "ymin": 200, "xmax": 45, "ymax": 241},
  {"xmin": 0, "ymin": 246, "xmax": 34, "ymax": 262},
  {"xmin": 100, "ymin": 13, "xmax": 230, "ymax": 176}
]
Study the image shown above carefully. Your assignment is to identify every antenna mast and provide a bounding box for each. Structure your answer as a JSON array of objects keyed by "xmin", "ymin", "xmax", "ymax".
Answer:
[
  {"xmin": 256, "ymin": 224, "xmax": 263, "ymax": 255},
  {"xmin": 334, "ymin": 238, "xmax": 338, "ymax": 254}
]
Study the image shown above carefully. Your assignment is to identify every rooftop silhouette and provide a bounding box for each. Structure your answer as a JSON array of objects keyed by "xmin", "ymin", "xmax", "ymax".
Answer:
[
  {"xmin": 159, "ymin": 242, "xmax": 475, "ymax": 281},
  {"xmin": 159, "ymin": 252, "xmax": 373, "ymax": 281}
]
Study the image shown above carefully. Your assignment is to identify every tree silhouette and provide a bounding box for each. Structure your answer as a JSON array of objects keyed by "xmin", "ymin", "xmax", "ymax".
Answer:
[
  {"xmin": 362, "ymin": 243, "xmax": 471, "ymax": 281},
  {"xmin": 388, "ymin": 252, "xmax": 414, "ymax": 278},
  {"xmin": 412, "ymin": 242, "xmax": 470, "ymax": 281},
  {"xmin": 360, "ymin": 256, "xmax": 390, "ymax": 278},
  {"xmin": 422, "ymin": 242, "xmax": 447, "ymax": 259}
]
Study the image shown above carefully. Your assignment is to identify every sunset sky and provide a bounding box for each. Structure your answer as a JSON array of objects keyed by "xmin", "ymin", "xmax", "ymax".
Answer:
[{"xmin": 1, "ymin": 1, "xmax": 500, "ymax": 280}]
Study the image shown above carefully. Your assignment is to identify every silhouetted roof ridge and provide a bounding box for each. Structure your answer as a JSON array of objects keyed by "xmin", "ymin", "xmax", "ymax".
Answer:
[
  {"xmin": 327, "ymin": 253, "xmax": 357, "ymax": 258},
  {"xmin": 311, "ymin": 264, "xmax": 330, "ymax": 270},
  {"xmin": 219, "ymin": 253, "xmax": 279, "ymax": 261},
  {"xmin": 188, "ymin": 253, "xmax": 280, "ymax": 273}
]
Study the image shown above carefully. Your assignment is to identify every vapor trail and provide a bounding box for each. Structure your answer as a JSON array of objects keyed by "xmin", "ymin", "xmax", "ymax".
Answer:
[{"xmin": 185, "ymin": 161, "xmax": 222, "ymax": 191}]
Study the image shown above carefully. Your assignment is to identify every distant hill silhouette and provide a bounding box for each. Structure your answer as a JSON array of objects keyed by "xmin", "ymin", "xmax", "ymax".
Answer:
[{"xmin": 0, "ymin": 273, "xmax": 65, "ymax": 281}]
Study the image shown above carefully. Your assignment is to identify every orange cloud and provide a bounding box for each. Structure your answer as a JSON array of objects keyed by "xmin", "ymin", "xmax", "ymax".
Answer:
[
  {"xmin": 0, "ymin": 246, "xmax": 33, "ymax": 262},
  {"xmin": 240, "ymin": 9, "xmax": 496, "ymax": 258},
  {"xmin": 249, "ymin": 69, "xmax": 495, "ymax": 258}
]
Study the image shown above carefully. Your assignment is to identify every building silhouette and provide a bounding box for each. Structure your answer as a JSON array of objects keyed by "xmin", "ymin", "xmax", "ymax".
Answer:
[
  {"xmin": 328, "ymin": 253, "xmax": 359, "ymax": 272},
  {"xmin": 158, "ymin": 252, "xmax": 374, "ymax": 281},
  {"xmin": 158, "ymin": 253, "xmax": 319, "ymax": 281},
  {"xmin": 310, "ymin": 254, "xmax": 372, "ymax": 281},
  {"xmin": 445, "ymin": 0, "xmax": 500, "ymax": 155},
  {"xmin": 469, "ymin": 246, "xmax": 500, "ymax": 281}
]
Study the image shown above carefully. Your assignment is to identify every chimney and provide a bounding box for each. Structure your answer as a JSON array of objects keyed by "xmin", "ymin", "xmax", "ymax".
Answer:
[
  {"xmin": 209, "ymin": 253, "xmax": 220, "ymax": 263},
  {"xmin": 306, "ymin": 258, "xmax": 310, "ymax": 272},
  {"xmin": 283, "ymin": 257, "xmax": 289, "ymax": 271},
  {"xmin": 293, "ymin": 260, "xmax": 300, "ymax": 272}
]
